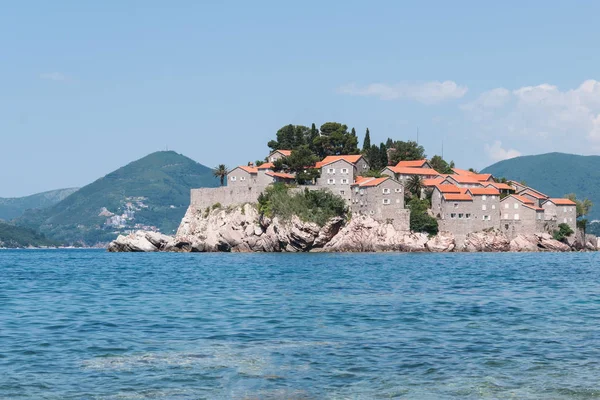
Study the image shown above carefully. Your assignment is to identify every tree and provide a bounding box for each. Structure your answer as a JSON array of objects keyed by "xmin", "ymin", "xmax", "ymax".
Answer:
[
  {"xmin": 407, "ymin": 197, "xmax": 438, "ymax": 235},
  {"xmin": 309, "ymin": 123, "xmax": 319, "ymax": 152},
  {"xmin": 362, "ymin": 128, "xmax": 371, "ymax": 152},
  {"xmin": 273, "ymin": 146, "xmax": 319, "ymax": 184},
  {"xmin": 429, "ymin": 155, "xmax": 454, "ymax": 174},
  {"xmin": 553, "ymin": 223, "xmax": 574, "ymax": 241},
  {"xmin": 387, "ymin": 140, "xmax": 425, "ymax": 165},
  {"xmin": 565, "ymin": 193, "xmax": 593, "ymax": 218},
  {"xmin": 405, "ymin": 175, "xmax": 424, "ymax": 198},
  {"xmin": 213, "ymin": 164, "xmax": 229, "ymax": 186},
  {"xmin": 313, "ymin": 122, "xmax": 359, "ymax": 158},
  {"xmin": 268, "ymin": 124, "xmax": 311, "ymax": 151}
]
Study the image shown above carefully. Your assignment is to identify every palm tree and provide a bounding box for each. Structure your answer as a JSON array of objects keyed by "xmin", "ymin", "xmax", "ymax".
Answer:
[
  {"xmin": 405, "ymin": 175, "xmax": 424, "ymax": 198},
  {"xmin": 213, "ymin": 164, "xmax": 229, "ymax": 186}
]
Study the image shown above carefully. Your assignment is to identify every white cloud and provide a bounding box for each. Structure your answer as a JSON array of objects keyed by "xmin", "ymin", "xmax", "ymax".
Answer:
[
  {"xmin": 484, "ymin": 141, "xmax": 522, "ymax": 162},
  {"xmin": 338, "ymin": 80, "xmax": 468, "ymax": 104},
  {"xmin": 461, "ymin": 79, "xmax": 600, "ymax": 160},
  {"xmin": 40, "ymin": 72, "xmax": 67, "ymax": 81}
]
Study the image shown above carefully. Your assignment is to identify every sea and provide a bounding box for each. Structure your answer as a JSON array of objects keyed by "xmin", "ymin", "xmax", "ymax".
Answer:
[{"xmin": 1, "ymin": 250, "xmax": 600, "ymax": 399}]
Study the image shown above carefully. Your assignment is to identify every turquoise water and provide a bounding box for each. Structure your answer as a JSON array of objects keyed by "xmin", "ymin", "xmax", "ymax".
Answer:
[{"xmin": 1, "ymin": 250, "xmax": 600, "ymax": 399}]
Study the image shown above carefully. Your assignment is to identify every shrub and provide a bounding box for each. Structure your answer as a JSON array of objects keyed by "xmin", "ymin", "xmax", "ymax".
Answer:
[
  {"xmin": 407, "ymin": 197, "xmax": 438, "ymax": 235},
  {"xmin": 212, "ymin": 203, "xmax": 222, "ymax": 210},
  {"xmin": 553, "ymin": 223, "xmax": 574, "ymax": 241}
]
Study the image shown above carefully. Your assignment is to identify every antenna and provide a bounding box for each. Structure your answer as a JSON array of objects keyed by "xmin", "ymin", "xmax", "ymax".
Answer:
[{"xmin": 417, "ymin": 127, "xmax": 419, "ymax": 144}]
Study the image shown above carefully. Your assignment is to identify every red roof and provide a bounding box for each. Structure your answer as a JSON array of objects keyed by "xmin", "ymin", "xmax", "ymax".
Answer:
[
  {"xmin": 258, "ymin": 162, "xmax": 274, "ymax": 170},
  {"xmin": 266, "ymin": 171, "xmax": 295, "ymax": 180},
  {"xmin": 316, "ymin": 155, "xmax": 363, "ymax": 168},
  {"xmin": 388, "ymin": 167, "xmax": 441, "ymax": 176},
  {"xmin": 467, "ymin": 187, "xmax": 500, "ymax": 196},
  {"xmin": 510, "ymin": 195, "xmax": 535, "ymax": 205},
  {"xmin": 473, "ymin": 173, "xmax": 493, "ymax": 182},
  {"xmin": 271, "ymin": 149, "xmax": 292, "ymax": 156},
  {"xmin": 444, "ymin": 193, "xmax": 473, "ymax": 201},
  {"xmin": 435, "ymin": 184, "xmax": 462, "ymax": 193},
  {"xmin": 486, "ymin": 182, "xmax": 515, "ymax": 191},
  {"xmin": 519, "ymin": 189, "xmax": 548, "ymax": 199},
  {"xmin": 452, "ymin": 167, "xmax": 476, "ymax": 176},
  {"xmin": 522, "ymin": 204, "xmax": 545, "ymax": 212},
  {"xmin": 422, "ymin": 177, "xmax": 445, "ymax": 187},
  {"xmin": 546, "ymin": 198, "xmax": 576, "ymax": 206},
  {"xmin": 237, "ymin": 166, "xmax": 258, "ymax": 174},
  {"xmin": 445, "ymin": 175, "xmax": 483, "ymax": 185},
  {"xmin": 395, "ymin": 159, "xmax": 429, "ymax": 168},
  {"xmin": 352, "ymin": 177, "xmax": 391, "ymax": 187}
]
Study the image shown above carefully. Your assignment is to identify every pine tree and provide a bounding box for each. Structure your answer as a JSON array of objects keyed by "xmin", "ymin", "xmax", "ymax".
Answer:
[{"xmin": 363, "ymin": 128, "xmax": 371, "ymax": 152}]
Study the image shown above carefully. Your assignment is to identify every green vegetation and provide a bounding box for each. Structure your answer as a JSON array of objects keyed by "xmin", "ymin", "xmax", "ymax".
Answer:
[
  {"xmin": 407, "ymin": 197, "xmax": 438, "ymax": 235},
  {"xmin": 387, "ymin": 140, "xmax": 425, "ymax": 165},
  {"xmin": 482, "ymin": 152, "xmax": 600, "ymax": 220},
  {"xmin": 213, "ymin": 164, "xmax": 229, "ymax": 186},
  {"xmin": 429, "ymin": 155, "xmax": 455, "ymax": 174},
  {"xmin": 268, "ymin": 122, "xmax": 359, "ymax": 158},
  {"xmin": 0, "ymin": 221, "xmax": 58, "ymax": 248},
  {"xmin": 273, "ymin": 146, "xmax": 320, "ymax": 184},
  {"xmin": 553, "ymin": 223, "xmax": 574, "ymax": 242},
  {"xmin": 15, "ymin": 151, "xmax": 219, "ymax": 245},
  {"xmin": 405, "ymin": 175, "xmax": 424, "ymax": 198},
  {"xmin": 0, "ymin": 188, "xmax": 79, "ymax": 221},
  {"xmin": 258, "ymin": 184, "xmax": 347, "ymax": 226}
]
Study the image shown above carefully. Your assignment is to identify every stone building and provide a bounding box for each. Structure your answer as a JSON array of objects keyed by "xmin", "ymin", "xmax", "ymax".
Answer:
[
  {"xmin": 350, "ymin": 177, "xmax": 409, "ymax": 230},
  {"xmin": 518, "ymin": 188, "xmax": 549, "ymax": 207},
  {"xmin": 267, "ymin": 150, "xmax": 292, "ymax": 163},
  {"xmin": 485, "ymin": 182, "xmax": 516, "ymax": 195},
  {"xmin": 315, "ymin": 155, "xmax": 370, "ymax": 203},
  {"xmin": 542, "ymin": 198, "xmax": 577, "ymax": 231},
  {"xmin": 498, "ymin": 195, "xmax": 548, "ymax": 239},
  {"xmin": 442, "ymin": 175, "xmax": 484, "ymax": 188},
  {"xmin": 381, "ymin": 166, "xmax": 441, "ymax": 182},
  {"xmin": 395, "ymin": 159, "xmax": 432, "ymax": 169}
]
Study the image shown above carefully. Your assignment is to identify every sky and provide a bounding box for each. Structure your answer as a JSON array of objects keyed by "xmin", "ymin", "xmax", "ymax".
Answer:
[{"xmin": 2, "ymin": 1, "xmax": 600, "ymax": 197}]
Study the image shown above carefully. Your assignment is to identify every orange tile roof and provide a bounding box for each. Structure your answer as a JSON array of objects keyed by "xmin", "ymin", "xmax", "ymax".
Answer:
[
  {"xmin": 258, "ymin": 162, "xmax": 274, "ymax": 170},
  {"xmin": 355, "ymin": 177, "xmax": 390, "ymax": 187},
  {"xmin": 435, "ymin": 184, "xmax": 462, "ymax": 193},
  {"xmin": 388, "ymin": 167, "xmax": 441, "ymax": 176},
  {"xmin": 444, "ymin": 193, "xmax": 473, "ymax": 201},
  {"xmin": 452, "ymin": 167, "xmax": 476, "ymax": 176},
  {"xmin": 237, "ymin": 166, "xmax": 258, "ymax": 174},
  {"xmin": 316, "ymin": 155, "xmax": 363, "ymax": 168},
  {"xmin": 519, "ymin": 189, "xmax": 548, "ymax": 199},
  {"xmin": 510, "ymin": 195, "xmax": 535, "ymax": 205},
  {"xmin": 395, "ymin": 159, "xmax": 429, "ymax": 168},
  {"xmin": 445, "ymin": 175, "xmax": 483, "ymax": 184},
  {"xmin": 486, "ymin": 182, "xmax": 515, "ymax": 191},
  {"xmin": 522, "ymin": 204, "xmax": 545, "ymax": 212},
  {"xmin": 467, "ymin": 187, "xmax": 500, "ymax": 196},
  {"xmin": 272, "ymin": 149, "xmax": 292, "ymax": 156},
  {"xmin": 546, "ymin": 198, "xmax": 577, "ymax": 206},
  {"xmin": 266, "ymin": 171, "xmax": 295, "ymax": 180},
  {"xmin": 473, "ymin": 173, "xmax": 493, "ymax": 182},
  {"xmin": 422, "ymin": 177, "xmax": 445, "ymax": 187}
]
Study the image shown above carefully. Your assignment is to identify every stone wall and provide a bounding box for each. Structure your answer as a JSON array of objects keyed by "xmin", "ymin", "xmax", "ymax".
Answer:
[{"xmin": 190, "ymin": 186, "xmax": 267, "ymax": 211}]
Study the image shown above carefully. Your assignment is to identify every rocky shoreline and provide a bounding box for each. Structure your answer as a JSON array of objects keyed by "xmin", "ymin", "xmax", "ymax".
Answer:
[{"xmin": 108, "ymin": 204, "xmax": 598, "ymax": 253}]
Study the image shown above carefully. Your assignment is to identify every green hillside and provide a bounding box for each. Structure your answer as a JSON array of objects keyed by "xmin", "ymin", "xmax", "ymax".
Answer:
[
  {"xmin": 0, "ymin": 188, "xmax": 79, "ymax": 221},
  {"xmin": 481, "ymin": 152, "xmax": 600, "ymax": 220},
  {"xmin": 0, "ymin": 221, "xmax": 58, "ymax": 248},
  {"xmin": 15, "ymin": 151, "xmax": 219, "ymax": 245}
]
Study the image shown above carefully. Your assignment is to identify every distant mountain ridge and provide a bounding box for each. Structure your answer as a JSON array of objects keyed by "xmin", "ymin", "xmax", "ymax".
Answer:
[
  {"xmin": 0, "ymin": 221, "xmax": 58, "ymax": 248},
  {"xmin": 482, "ymin": 152, "xmax": 600, "ymax": 220},
  {"xmin": 0, "ymin": 188, "xmax": 79, "ymax": 221},
  {"xmin": 15, "ymin": 151, "xmax": 219, "ymax": 245}
]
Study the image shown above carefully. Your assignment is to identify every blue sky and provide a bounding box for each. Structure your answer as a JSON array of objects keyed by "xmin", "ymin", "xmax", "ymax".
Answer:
[{"xmin": 2, "ymin": 1, "xmax": 600, "ymax": 196}]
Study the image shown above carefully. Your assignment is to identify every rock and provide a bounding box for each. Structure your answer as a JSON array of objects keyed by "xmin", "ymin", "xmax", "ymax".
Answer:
[
  {"xmin": 537, "ymin": 234, "xmax": 571, "ymax": 252},
  {"xmin": 426, "ymin": 232, "xmax": 455, "ymax": 252},
  {"xmin": 585, "ymin": 234, "xmax": 598, "ymax": 251},
  {"xmin": 108, "ymin": 230, "xmax": 173, "ymax": 252},
  {"xmin": 463, "ymin": 230, "xmax": 510, "ymax": 252},
  {"xmin": 510, "ymin": 235, "xmax": 539, "ymax": 252}
]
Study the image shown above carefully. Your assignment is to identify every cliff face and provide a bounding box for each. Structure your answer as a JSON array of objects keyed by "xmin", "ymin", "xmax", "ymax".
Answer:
[{"xmin": 108, "ymin": 204, "xmax": 597, "ymax": 253}]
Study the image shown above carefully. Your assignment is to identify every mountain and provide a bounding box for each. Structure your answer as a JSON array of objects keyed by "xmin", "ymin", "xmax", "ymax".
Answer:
[
  {"xmin": 15, "ymin": 151, "xmax": 219, "ymax": 245},
  {"xmin": 481, "ymin": 152, "xmax": 600, "ymax": 221},
  {"xmin": 0, "ymin": 188, "xmax": 79, "ymax": 221},
  {"xmin": 0, "ymin": 221, "xmax": 58, "ymax": 248}
]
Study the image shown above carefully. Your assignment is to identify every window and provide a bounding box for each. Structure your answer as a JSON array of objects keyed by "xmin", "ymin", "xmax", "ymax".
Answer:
[
  {"xmin": 240, "ymin": 176, "xmax": 246, "ymax": 181},
  {"xmin": 230, "ymin": 176, "xmax": 237, "ymax": 181},
  {"xmin": 359, "ymin": 189, "xmax": 365, "ymax": 195},
  {"xmin": 354, "ymin": 187, "xmax": 359, "ymax": 193},
  {"xmin": 395, "ymin": 188, "xmax": 402, "ymax": 193},
  {"xmin": 505, "ymin": 203, "xmax": 509, "ymax": 209},
  {"xmin": 465, "ymin": 213, "xmax": 471, "ymax": 219},
  {"xmin": 396, "ymin": 199, "xmax": 401, "ymax": 204},
  {"xmin": 482, "ymin": 195, "xmax": 487, "ymax": 200},
  {"xmin": 341, "ymin": 168, "xmax": 349, "ymax": 174},
  {"xmin": 537, "ymin": 213, "xmax": 542, "ymax": 220},
  {"xmin": 491, "ymin": 196, "xmax": 496, "ymax": 200},
  {"xmin": 482, "ymin": 205, "xmax": 487, "ymax": 211},
  {"xmin": 458, "ymin": 213, "xmax": 464, "ymax": 219},
  {"xmin": 327, "ymin": 168, "xmax": 335, "ymax": 174},
  {"xmin": 492, "ymin": 205, "xmax": 496, "ymax": 210},
  {"xmin": 383, "ymin": 188, "xmax": 390, "ymax": 194},
  {"xmin": 504, "ymin": 214, "xmax": 509, "ymax": 219},
  {"xmin": 327, "ymin": 178, "xmax": 335, "ymax": 184},
  {"xmin": 363, "ymin": 164, "xmax": 368, "ymax": 169},
  {"xmin": 341, "ymin": 179, "xmax": 349, "ymax": 184},
  {"xmin": 454, "ymin": 203, "xmax": 458, "ymax": 208},
  {"xmin": 450, "ymin": 213, "xmax": 457, "ymax": 219},
  {"xmin": 514, "ymin": 214, "xmax": 519, "ymax": 220},
  {"xmin": 564, "ymin": 208, "xmax": 567, "ymax": 213},
  {"xmin": 483, "ymin": 215, "xmax": 490, "ymax": 221},
  {"xmin": 564, "ymin": 218, "xmax": 568, "ymax": 223},
  {"xmin": 340, "ymin": 190, "xmax": 345, "ymax": 195},
  {"xmin": 514, "ymin": 203, "xmax": 519, "ymax": 209},
  {"xmin": 383, "ymin": 199, "xmax": 391, "ymax": 205}
]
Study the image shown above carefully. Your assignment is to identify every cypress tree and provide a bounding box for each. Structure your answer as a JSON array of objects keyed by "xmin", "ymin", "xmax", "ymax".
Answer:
[{"xmin": 363, "ymin": 128, "xmax": 371, "ymax": 152}]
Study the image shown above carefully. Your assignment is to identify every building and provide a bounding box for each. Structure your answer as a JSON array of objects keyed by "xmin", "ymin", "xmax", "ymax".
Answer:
[
  {"xmin": 315, "ymin": 155, "xmax": 370, "ymax": 202},
  {"xmin": 542, "ymin": 198, "xmax": 577, "ymax": 231},
  {"xmin": 485, "ymin": 182, "xmax": 516, "ymax": 195},
  {"xmin": 350, "ymin": 176, "xmax": 409, "ymax": 230},
  {"xmin": 267, "ymin": 149, "xmax": 292, "ymax": 163},
  {"xmin": 442, "ymin": 174, "xmax": 485, "ymax": 188},
  {"xmin": 517, "ymin": 188, "xmax": 549, "ymax": 207},
  {"xmin": 499, "ymin": 195, "xmax": 547, "ymax": 239},
  {"xmin": 381, "ymin": 166, "xmax": 441, "ymax": 182},
  {"xmin": 395, "ymin": 159, "xmax": 432, "ymax": 169}
]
